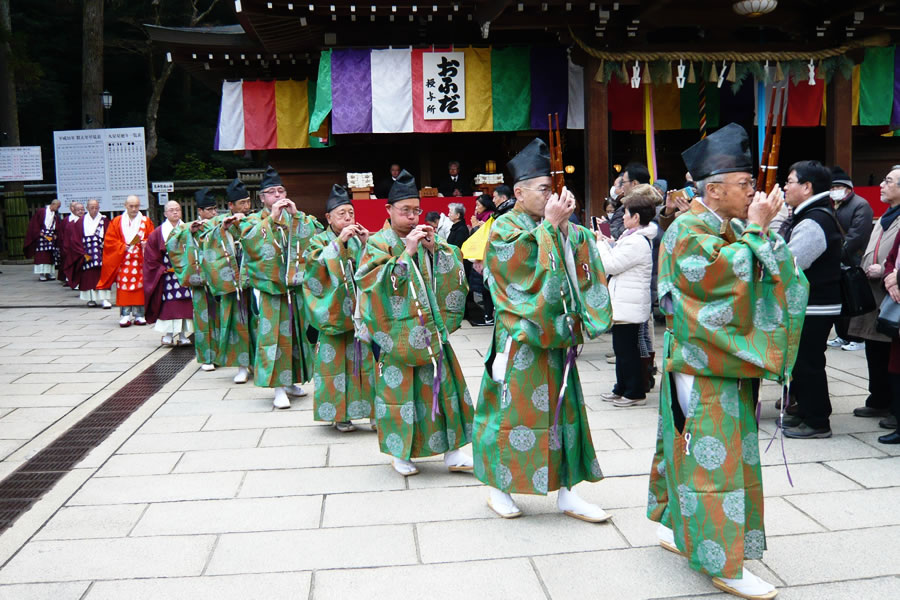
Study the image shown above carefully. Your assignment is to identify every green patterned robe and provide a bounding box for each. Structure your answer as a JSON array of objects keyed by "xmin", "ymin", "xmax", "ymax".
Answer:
[
  {"xmin": 166, "ymin": 223, "xmax": 217, "ymax": 364},
  {"xmin": 302, "ymin": 228, "xmax": 375, "ymax": 423},
  {"xmin": 355, "ymin": 221, "xmax": 473, "ymax": 459},
  {"xmin": 473, "ymin": 208, "xmax": 613, "ymax": 495},
  {"xmin": 647, "ymin": 200, "xmax": 808, "ymax": 578},
  {"xmin": 199, "ymin": 213, "xmax": 253, "ymax": 369},
  {"xmin": 238, "ymin": 208, "xmax": 323, "ymax": 388}
]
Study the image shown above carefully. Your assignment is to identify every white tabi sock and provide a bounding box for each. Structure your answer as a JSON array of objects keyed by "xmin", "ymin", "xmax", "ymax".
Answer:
[
  {"xmin": 488, "ymin": 487, "xmax": 521, "ymax": 517},
  {"xmin": 443, "ymin": 448, "xmax": 474, "ymax": 471},
  {"xmin": 161, "ymin": 334, "xmax": 174, "ymax": 346},
  {"xmin": 392, "ymin": 457, "xmax": 418, "ymax": 476},
  {"xmin": 714, "ymin": 568, "xmax": 777, "ymax": 598},
  {"xmin": 273, "ymin": 387, "xmax": 291, "ymax": 409},
  {"xmin": 557, "ymin": 486, "xmax": 611, "ymax": 522},
  {"xmin": 233, "ymin": 367, "xmax": 250, "ymax": 384}
]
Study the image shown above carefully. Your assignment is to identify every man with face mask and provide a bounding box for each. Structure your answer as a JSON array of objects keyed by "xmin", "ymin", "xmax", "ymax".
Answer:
[
  {"xmin": 302, "ymin": 185, "xmax": 375, "ymax": 433},
  {"xmin": 825, "ymin": 166, "xmax": 874, "ymax": 352}
]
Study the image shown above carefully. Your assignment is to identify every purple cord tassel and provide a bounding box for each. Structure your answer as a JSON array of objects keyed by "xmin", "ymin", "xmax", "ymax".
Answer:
[
  {"xmin": 552, "ymin": 345, "xmax": 579, "ymax": 433},
  {"xmin": 432, "ymin": 348, "xmax": 444, "ymax": 421},
  {"xmin": 765, "ymin": 385, "xmax": 794, "ymax": 487}
]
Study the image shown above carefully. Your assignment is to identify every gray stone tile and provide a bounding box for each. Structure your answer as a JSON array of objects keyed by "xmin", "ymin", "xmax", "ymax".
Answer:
[
  {"xmin": 418, "ymin": 513, "xmax": 627, "ymax": 563},
  {"xmin": 777, "ymin": 577, "xmax": 900, "ymax": 600},
  {"xmin": 0, "ymin": 394, "xmax": 88, "ymax": 408},
  {"xmin": 565, "ymin": 475, "xmax": 650, "ymax": 510},
  {"xmin": 131, "ymin": 496, "xmax": 322, "ymax": 536},
  {"xmin": 172, "ymin": 445, "xmax": 326, "ymax": 473},
  {"xmin": 584, "ymin": 407, "xmax": 660, "ymax": 430},
  {"xmin": 0, "ymin": 536, "xmax": 216, "ymax": 583},
  {"xmin": 604, "ymin": 506, "xmax": 659, "ymax": 548},
  {"xmin": 612, "ymin": 426, "xmax": 659, "ymax": 449},
  {"xmin": 118, "ymin": 429, "xmax": 262, "ymax": 454},
  {"xmin": 853, "ymin": 432, "xmax": 900, "ymax": 456},
  {"xmin": 94, "ymin": 453, "xmax": 182, "ymax": 477},
  {"xmin": 534, "ymin": 547, "xmax": 724, "ymax": 600},
  {"xmin": 259, "ymin": 424, "xmax": 377, "ymax": 448},
  {"xmin": 166, "ymin": 389, "xmax": 229, "ymax": 403},
  {"xmin": 312, "ymin": 558, "xmax": 546, "ymax": 600},
  {"xmin": 153, "ymin": 399, "xmax": 274, "ymax": 417},
  {"xmin": 592, "ymin": 447, "xmax": 655, "ymax": 477},
  {"xmin": 138, "ymin": 415, "xmax": 209, "ymax": 434},
  {"xmin": 327, "ymin": 442, "xmax": 404, "ymax": 467},
  {"xmin": 588, "ymin": 428, "xmax": 632, "ymax": 450},
  {"xmin": 322, "ymin": 486, "xmax": 496, "ymax": 527},
  {"xmin": 33, "ymin": 505, "xmax": 146, "ymax": 540},
  {"xmin": 68, "ymin": 472, "xmax": 244, "ymax": 505},
  {"xmin": 764, "ymin": 526, "xmax": 900, "ymax": 585},
  {"xmin": 0, "ymin": 420, "xmax": 51, "ymax": 440},
  {"xmin": 45, "ymin": 381, "xmax": 108, "ymax": 395},
  {"xmin": 0, "ymin": 440, "xmax": 25, "ymax": 460},
  {"xmin": 204, "ymin": 411, "xmax": 317, "ymax": 431},
  {"xmin": 13, "ymin": 371, "xmax": 116, "ymax": 382},
  {"xmin": 206, "ymin": 525, "xmax": 416, "ymax": 574},
  {"xmin": 0, "ymin": 407, "xmax": 72, "ymax": 422},
  {"xmin": 763, "ymin": 497, "xmax": 827, "ymax": 536},
  {"xmin": 786, "ymin": 488, "xmax": 900, "ymax": 530},
  {"xmin": 760, "ymin": 434, "xmax": 885, "ymax": 466},
  {"xmin": 825, "ymin": 456, "xmax": 900, "ymax": 488},
  {"xmin": 761, "ymin": 462, "xmax": 862, "ymax": 497},
  {"xmin": 0, "ymin": 582, "xmax": 90, "ymax": 600},
  {"xmin": 84, "ymin": 573, "xmax": 311, "ymax": 600},
  {"xmin": 238, "ymin": 465, "xmax": 405, "ymax": 498}
]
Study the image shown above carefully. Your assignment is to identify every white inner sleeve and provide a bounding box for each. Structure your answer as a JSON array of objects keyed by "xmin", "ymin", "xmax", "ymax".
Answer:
[
  {"xmin": 491, "ymin": 336, "xmax": 513, "ymax": 383},
  {"xmin": 673, "ymin": 372, "xmax": 694, "ymax": 416},
  {"xmin": 561, "ymin": 230, "xmax": 583, "ymax": 309}
]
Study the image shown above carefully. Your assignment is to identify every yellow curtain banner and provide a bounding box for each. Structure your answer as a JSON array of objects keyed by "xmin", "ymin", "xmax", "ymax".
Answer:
[
  {"xmin": 452, "ymin": 47, "xmax": 493, "ymax": 133},
  {"xmin": 652, "ymin": 83, "xmax": 682, "ymax": 131},
  {"xmin": 275, "ymin": 80, "xmax": 310, "ymax": 149}
]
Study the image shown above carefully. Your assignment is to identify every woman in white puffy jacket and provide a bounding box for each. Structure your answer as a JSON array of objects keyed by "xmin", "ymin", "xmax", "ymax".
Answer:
[{"xmin": 595, "ymin": 184, "xmax": 659, "ymax": 407}]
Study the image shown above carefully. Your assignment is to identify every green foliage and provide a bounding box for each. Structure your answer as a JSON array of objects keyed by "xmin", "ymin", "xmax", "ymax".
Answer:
[{"xmin": 173, "ymin": 153, "xmax": 226, "ymax": 180}]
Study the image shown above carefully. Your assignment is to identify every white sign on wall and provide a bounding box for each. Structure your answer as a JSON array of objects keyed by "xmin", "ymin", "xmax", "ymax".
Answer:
[
  {"xmin": 422, "ymin": 52, "xmax": 466, "ymax": 120},
  {"xmin": 53, "ymin": 127, "xmax": 148, "ymax": 213},
  {"xmin": 0, "ymin": 146, "xmax": 43, "ymax": 182}
]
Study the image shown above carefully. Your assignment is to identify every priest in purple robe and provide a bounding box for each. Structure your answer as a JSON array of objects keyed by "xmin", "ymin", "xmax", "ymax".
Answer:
[
  {"xmin": 24, "ymin": 199, "xmax": 61, "ymax": 281},
  {"xmin": 144, "ymin": 200, "xmax": 194, "ymax": 346}
]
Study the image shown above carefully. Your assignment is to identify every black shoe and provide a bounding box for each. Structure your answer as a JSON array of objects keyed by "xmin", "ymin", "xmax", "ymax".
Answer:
[
  {"xmin": 853, "ymin": 406, "xmax": 891, "ymax": 418},
  {"xmin": 878, "ymin": 431, "xmax": 900, "ymax": 444},
  {"xmin": 780, "ymin": 415, "xmax": 803, "ymax": 429},
  {"xmin": 468, "ymin": 318, "xmax": 487, "ymax": 327},
  {"xmin": 783, "ymin": 423, "xmax": 832, "ymax": 439},
  {"xmin": 484, "ymin": 318, "xmax": 494, "ymax": 326},
  {"xmin": 879, "ymin": 416, "xmax": 898, "ymax": 430}
]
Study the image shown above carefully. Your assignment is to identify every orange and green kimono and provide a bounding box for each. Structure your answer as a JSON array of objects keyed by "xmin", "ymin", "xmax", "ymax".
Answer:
[
  {"xmin": 648, "ymin": 201, "xmax": 808, "ymax": 578},
  {"xmin": 355, "ymin": 221, "xmax": 472, "ymax": 459},
  {"xmin": 238, "ymin": 209, "xmax": 323, "ymax": 388},
  {"xmin": 167, "ymin": 223, "xmax": 216, "ymax": 364},
  {"xmin": 199, "ymin": 213, "xmax": 253, "ymax": 369},
  {"xmin": 473, "ymin": 207, "xmax": 613, "ymax": 495},
  {"xmin": 302, "ymin": 227, "xmax": 375, "ymax": 423}
]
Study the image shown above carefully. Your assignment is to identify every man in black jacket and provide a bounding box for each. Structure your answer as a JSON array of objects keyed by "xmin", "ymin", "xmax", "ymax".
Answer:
[
  {"xmin": 783, "ymin": 160, "xmax": 843, "ymax": 439},
  {"xmin": 826, "ymin": 166, "xmax": 874, "ymax": 351},
  {"xmin": 437, "ymin": 161, "xmax": 472, "ymax": 197}
]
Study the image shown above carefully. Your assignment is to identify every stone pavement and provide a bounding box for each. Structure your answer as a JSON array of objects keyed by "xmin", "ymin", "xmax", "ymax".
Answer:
[{"xmin": 0, "ymin": 263, "xmax": 898, "ymax": 599}]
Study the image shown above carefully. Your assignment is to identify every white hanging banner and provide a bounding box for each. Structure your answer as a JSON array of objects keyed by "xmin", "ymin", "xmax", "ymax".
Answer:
[{"xmin": 421, "ymin": 51, "xmax": 466, "ymax": 120}]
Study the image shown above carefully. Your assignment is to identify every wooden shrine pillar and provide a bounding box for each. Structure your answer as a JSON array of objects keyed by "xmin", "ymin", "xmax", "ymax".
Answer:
[
  {"xmin": 826, "ymin": 72, "xmax": 853, "ymax": 175},
  {"xmin": 583, "ymin": 55, "xmax": 609, "ymax": 221}
]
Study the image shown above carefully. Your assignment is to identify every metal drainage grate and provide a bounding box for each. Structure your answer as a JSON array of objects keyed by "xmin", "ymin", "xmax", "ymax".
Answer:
[{"xmin": 0, "ymin": 346, "xmax": 195, "ymax": 533}]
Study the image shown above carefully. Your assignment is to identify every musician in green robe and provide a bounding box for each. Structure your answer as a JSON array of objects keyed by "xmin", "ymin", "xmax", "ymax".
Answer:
[
  {"xmin": 302, "ymin": 185, "xmax": 375, "ymax": 433},
  {"xmin": 647, "ymin": 123, "xmax": 807, "ymax": 600},
  {"xmin": 236, "ymin": 166, "xmax": 323, "ymax": 409},
  {"xmin": 194, "ymin": 178, "xmax": 255, "ymax": 383},
  {"xmin": 472, "ymin": 138, "xmax": 614, "ymax": 523},
  {"xmin": 166, "ymin": 188, "xmax": 219, "ymax": 370},
  {"xmin": 355, "ymin": 170, "xmax": 474, "ymax": 476}
]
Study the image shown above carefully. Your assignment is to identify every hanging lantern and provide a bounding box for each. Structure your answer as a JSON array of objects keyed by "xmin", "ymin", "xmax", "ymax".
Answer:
[{"xmin": 732, "ymin": 0, "xmax": 778, "ymax": 17}]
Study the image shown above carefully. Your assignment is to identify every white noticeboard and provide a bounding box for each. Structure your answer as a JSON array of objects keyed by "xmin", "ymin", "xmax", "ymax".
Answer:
[
  {"xmin": 53, "ymin": 127, "xmax": 148, "ymax": 213},
  {"xmin": 422, "ymin": 52, "xmax": 466, "ymax": 120},
  {"xmin": 0, "ymin": 146, "xmax": 43, "ymax": 182}
]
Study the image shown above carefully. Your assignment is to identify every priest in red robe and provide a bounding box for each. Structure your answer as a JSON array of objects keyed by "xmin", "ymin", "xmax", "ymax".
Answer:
[
  {"xmin": 98, "ymin": 195, "xmax": 155, "ymax": 326},
  {"xmin": 65, "ymin": 198, "xmax": 112, "ymax": 308},
  {"xmin": 24, "ymin": 198, "xmax": 61, "ymax": 281},
  {"xmin": 144, "ymin": 200, "xmax": 194, "ymax": 346}
]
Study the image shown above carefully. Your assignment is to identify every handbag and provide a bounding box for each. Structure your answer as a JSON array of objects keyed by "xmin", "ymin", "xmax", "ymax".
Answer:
[
  {"xmin": 806, "ymin": 207, "xmax": 876, "ymax": 317},
  {"xmin": 876, "ymin": 294, "xmax": 900, "ymax": 338}
]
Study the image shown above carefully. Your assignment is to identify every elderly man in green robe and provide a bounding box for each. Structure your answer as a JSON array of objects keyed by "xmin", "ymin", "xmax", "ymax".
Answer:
[
  {"xmin": 235, "ymin": 166, "xmax": 323, "ymax": 409},
  {"xmin": 647, "ymin": 123, "xmax": 807, "ymax": 600},
  {"xmin": 472, "ymin": 138, "xmax": 614, "ymax": 523},
  {"xmin": 191, "ymin": 178, "xmax": 255, "ymax": 383},
  {"xmin": 302, "ymin": 185, "xmax": 375, "ymax": 433},
  {"xmin": 355, "ymin": 170, "xmax": 474, "ymax": 476},
  {"xmin": 166, "ymin": 188, "xmax": 220, "ymax": 368}
]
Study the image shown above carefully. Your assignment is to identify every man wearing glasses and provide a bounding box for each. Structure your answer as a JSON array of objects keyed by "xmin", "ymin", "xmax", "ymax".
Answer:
[
  {"xmin": 781, "ymin": 160, "xmax": 843, "ymax": 439},
  {"xmin": 648, "ymin": 123, "xmax": 806, "ymax": 600},
  {"xmin": 302, "ymin": 185, "xmax": 375, "ymax": 433},
  {"xmin": 235, "ymin": 166, "xmax": 323, "ymax": 409},
  {"xmin": 355, "ymin": 170, "xmax": 474, "ymax": 476},
  {"xmin": 472, "ymin": 138, "xmax": 614, "ymax": 523}
]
